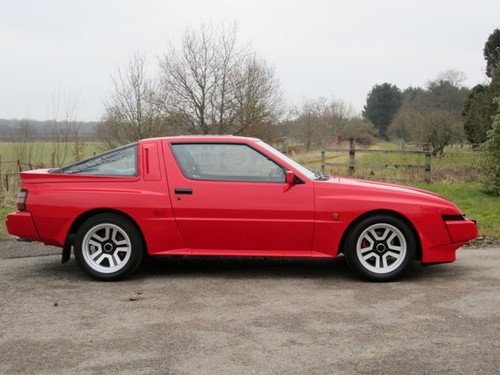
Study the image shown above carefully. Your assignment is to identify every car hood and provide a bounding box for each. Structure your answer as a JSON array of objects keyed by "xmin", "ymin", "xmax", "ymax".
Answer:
[{"xmin": 314, "ymin": 176, "xmax": 459, "ymax": 211}]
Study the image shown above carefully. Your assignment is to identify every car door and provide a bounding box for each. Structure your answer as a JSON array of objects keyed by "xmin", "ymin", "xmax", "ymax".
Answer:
[{"xmin": 164, "ymin": 141, "xmax": 315, "ymax": 255}]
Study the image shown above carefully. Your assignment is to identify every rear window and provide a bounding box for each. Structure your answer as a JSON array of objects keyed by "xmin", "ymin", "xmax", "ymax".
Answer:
[{"xmin": 53, "ymin": 143, "xmax": 138, "ymax": 176}]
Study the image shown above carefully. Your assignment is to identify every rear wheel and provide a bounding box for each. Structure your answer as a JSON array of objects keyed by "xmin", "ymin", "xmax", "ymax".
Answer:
[
  {"xmin": 345, "ymin": 215, "xmax": 417, "ymax": 281},
  {"xmin": 74, "ymin": 214, "xmax": 143, "ymax": 281}
]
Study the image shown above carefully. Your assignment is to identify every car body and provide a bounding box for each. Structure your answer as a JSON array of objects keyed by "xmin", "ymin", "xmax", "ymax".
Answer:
[{"xmin": 5, "ymin": 136, "xmax": 478, "ymax": 281}]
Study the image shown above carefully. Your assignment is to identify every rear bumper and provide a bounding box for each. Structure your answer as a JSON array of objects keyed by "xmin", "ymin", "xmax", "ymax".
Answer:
[{"xmin": 5, "ymin": 212, "xmax": 42, "ymax": 242}]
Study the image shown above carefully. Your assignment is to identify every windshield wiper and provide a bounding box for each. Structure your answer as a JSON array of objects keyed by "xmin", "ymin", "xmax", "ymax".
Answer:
[{"xmin": 313, "ymin": 171, "xmax": 330, "ymax": 181}]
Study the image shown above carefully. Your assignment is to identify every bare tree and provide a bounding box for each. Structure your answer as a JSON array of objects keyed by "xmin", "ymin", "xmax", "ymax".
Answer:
[
  {"xmin": 10, "ymin": 119, "xmax": 45, "ymax": 168},
  {"xmin": 294, "ymin": 99, "xmax": 322, "ymax": 151},
  {"xmin": 387, "ymin": 72, "xmax": 469, "ymax": 155},
  {"xmin": 50, "ymin": 85, "xmax": 82, "ymax": 166},
  {"xmin": 99, "ymin": 51, "xmax": 168, "ymax": 149},
  {"xmin": 158, "ymin": 24, "xmax": 283, "ymax": 138},
  {"xmin": 414, "ymin": 110, "xmax": 465, "ymax": 156},
  {"xmin": 290, "ymin": 97, "xmax": 358, "ymax": 149},
  {"xmin": 388, "ymin": 111, "xmax": 422, "ymax": 143},
  {"xmin": 231, "ymin": 56, "xmax": 283, "ymax": 139},
  {"xmin": 434, "ymin": 69, "xmax": 467, "ymax": 88},
  {"xmin": 325, "ymin": 99, "xmax": 356, "ymax": 143},
  {"xmin": 343, "ymin": 118, "xmax": 378, "ymax": 144}
]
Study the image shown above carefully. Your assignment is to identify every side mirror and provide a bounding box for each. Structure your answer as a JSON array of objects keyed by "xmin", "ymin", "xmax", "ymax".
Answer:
[{"xmin": 285, "ymin": 171, "xmax": 296, "ymax": 184}]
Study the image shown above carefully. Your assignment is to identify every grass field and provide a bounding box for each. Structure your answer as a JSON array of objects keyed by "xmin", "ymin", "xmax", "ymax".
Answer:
[
  {"xmin": 0, "ymin": 141, "xmax": 99, "ymax": 168},
  {"xmin": 1, "ymin": 141, "xmax": 498, "ymax": 241},
  {"xmin": 411, "ymin": 182, "xmax": 499, "ymax": 241}
]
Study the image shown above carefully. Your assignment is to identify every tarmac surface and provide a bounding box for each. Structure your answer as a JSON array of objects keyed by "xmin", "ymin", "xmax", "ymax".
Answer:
[{"xmin": 0, "ymin": 238, "xmax": 499, "ymax": 375}]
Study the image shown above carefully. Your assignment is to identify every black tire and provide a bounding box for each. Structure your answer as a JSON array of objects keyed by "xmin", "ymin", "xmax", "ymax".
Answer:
[
  {"xmin": 74, "ymin": 213, "xmax": 143, "ymax": 281},
  {"xmin": 344, "ymin": 214, "xmax": 417, "ymax": 282}
]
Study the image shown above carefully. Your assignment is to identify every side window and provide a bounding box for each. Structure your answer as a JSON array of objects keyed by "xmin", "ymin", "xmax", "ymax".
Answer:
[
  {"xmin": 56, "ymin": 144, "xmax": 138, "ymax": 176},
  {"xmin": 171, "ymin": 143, "xmax": 285, "ymax": 182}
]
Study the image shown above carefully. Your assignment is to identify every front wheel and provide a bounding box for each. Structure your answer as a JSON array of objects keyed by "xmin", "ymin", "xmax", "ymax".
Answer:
[
  {"xmin": 74, "ymin": 214, "xmax": 143, "ymax": 281},
  {"xmin": 344, "ymin": 215, "xmax": 417, "ymax": 282}
]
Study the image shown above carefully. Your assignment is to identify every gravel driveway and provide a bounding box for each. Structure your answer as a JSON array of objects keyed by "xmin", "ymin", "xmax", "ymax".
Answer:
[{"xmin": 0, "ymin": 239, "xmax": 499, "ymax": 374}]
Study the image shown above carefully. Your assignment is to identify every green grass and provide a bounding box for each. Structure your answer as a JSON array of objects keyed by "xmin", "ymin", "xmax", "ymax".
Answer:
[
  {"xmin": 0, "ymin": 141, "xmax": 99, "ymax": 168},
  {"xmin": 411, "ymin": 182, "xmax": 499, "ymax": 240},
  {"xmin": 1, "ymin": 205, "xmax": 11, "ymax": 239}
]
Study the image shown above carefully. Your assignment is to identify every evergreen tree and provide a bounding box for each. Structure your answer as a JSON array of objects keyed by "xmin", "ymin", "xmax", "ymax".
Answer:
[
  {"xmin": 463, "ymin": 29, "xmax": 500, "ymax": 144},
  {"xmin": 463, "ymin": 84, "xmax": 496, "ymax": 144},
  {"xmin": 480, "ymin": 98, "xmax": 500, "ymax": 195},
  {"xmin": 484, "ymin": 28, "xmax": 500, "ymax": 78},
  {"xmin": 362, "ymin": 83, "xmax": 403, "ymax": 139}
]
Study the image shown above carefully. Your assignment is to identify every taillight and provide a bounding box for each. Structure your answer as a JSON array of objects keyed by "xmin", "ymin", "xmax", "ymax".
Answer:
[{"xmin": 16, "ymin": 189, "xmax": 28, "ymax": 211}]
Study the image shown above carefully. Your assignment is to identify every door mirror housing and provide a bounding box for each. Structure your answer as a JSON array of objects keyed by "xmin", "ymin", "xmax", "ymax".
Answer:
[{"xmin": 285, "ymin": 171, "xmax": 296, "ymax": 185}]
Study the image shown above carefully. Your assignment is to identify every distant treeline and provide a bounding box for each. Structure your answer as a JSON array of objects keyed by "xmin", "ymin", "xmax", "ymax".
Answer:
[{"xmin": 0, "ymin": 119, "xmax": 99, "ymax": 142}]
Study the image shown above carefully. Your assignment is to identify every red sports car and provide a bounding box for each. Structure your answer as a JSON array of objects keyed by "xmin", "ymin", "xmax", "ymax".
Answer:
[{"xmin": 5, "ymin": 136, "xmax": 478, "ymax": 281}]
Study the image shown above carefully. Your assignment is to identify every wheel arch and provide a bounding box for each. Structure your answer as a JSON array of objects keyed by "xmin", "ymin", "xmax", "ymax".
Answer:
[
  {"xmin": 65, "ymin": 209, "xmax": 148, "ymax": 254},
  {"xmin": 338, "ymin": 209, "xmax": 422, "ymax": 261}
]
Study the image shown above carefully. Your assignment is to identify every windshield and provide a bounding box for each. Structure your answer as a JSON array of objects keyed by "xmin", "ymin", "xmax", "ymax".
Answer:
[{"xmin": 257, "ymin": 141, "xmax": 318, "ymax": 180}]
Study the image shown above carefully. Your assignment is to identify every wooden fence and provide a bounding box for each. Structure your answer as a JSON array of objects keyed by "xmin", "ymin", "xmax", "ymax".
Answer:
[
  {"xmin": 0, "ymin": 157, "xmax": 41, "ymax": 192},
  {"xmin": 320, "ymin": 139, "xmax": 432, "ymax": 183}
]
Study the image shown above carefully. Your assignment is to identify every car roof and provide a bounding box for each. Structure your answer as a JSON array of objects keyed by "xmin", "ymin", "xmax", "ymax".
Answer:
[{"xmin": 140, "ymin": 135, "xmax": 262, "ymax": 143}]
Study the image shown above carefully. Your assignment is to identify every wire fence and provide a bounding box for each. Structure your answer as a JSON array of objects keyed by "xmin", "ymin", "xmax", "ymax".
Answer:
[{"xmin": 0, "ymin": 157, "xmax": 44, "ymax": 193}]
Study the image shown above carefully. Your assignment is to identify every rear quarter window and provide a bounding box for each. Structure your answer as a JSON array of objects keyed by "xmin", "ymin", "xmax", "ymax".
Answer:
[{"xmin": 53, "ymin": 144, "xmax": 138, "ymax": 176}]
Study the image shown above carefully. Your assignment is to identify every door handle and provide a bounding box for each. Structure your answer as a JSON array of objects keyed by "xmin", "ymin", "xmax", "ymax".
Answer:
[{"xmin": 175, "ymin": 188, "xmax": 193, "ymax": 195}]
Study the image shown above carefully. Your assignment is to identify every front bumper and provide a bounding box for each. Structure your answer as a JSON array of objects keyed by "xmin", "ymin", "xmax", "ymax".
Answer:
[
  {"xmin": 5, "ymin": 212, "xmax": 42, "ymax": 242},
  {"xmin": 422, "ymin": 217, "xmax": 478, "ymax": 264},
  {"xmin": 445, "ymin": 218, "xmax": 479, "ymax": 244}
]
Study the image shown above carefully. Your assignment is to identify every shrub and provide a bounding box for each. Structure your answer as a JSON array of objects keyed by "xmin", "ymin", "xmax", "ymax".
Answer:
[{"xmin": 480, "ymin": 98, "xmax": 500, "ymax": 195}]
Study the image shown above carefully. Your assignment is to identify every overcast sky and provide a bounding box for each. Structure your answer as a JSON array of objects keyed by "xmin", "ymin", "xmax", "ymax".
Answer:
[{"xmin": 1, "ymin": 0, "xmax": 499, "ymax": 121}]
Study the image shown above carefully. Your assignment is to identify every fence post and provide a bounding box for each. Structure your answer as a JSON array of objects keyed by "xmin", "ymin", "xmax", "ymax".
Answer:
[
  {"xmin": 320, "ymin": 149, "xmax": 325, "ymax": 174},
  {"xmin": 424, "ymin": 149, "xmax": 431, "ymax": 183},
  {"xmin": 348, "ymin": 138, "xmax": 355, "ymax": 176}
]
